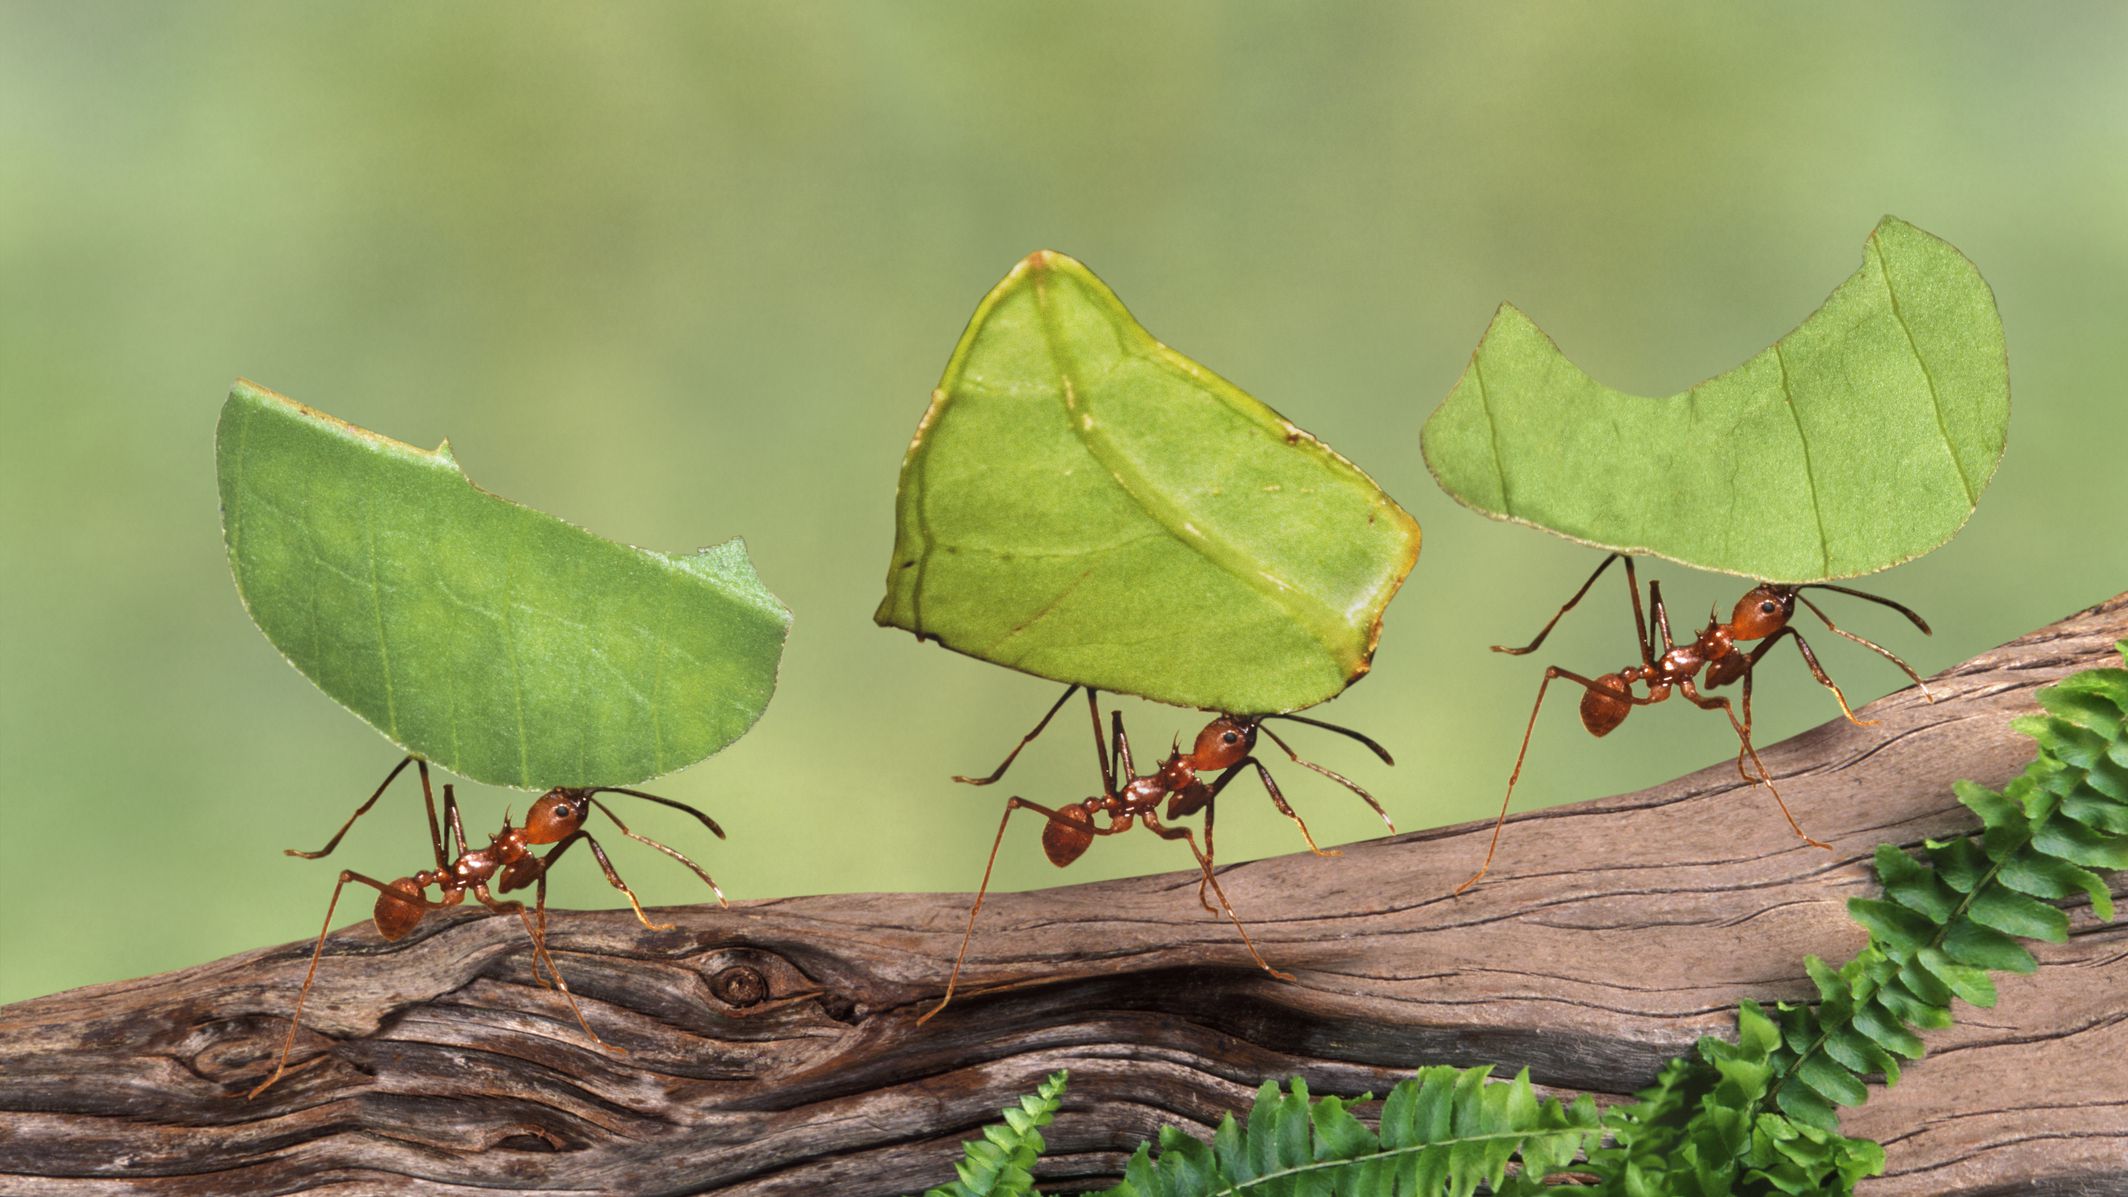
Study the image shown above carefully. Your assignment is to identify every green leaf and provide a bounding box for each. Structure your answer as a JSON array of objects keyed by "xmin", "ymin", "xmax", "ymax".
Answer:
[
  {"xmin": 1967, "ymin": 887, "xmax": 2071, "ymax": 942},
  {"xmin": 217, "ymin": 381, "xmax": 791, "ymax": 788},
  {"xmin": 922, "ymin": 1071, "xmax": 1067, "ymax": 1197},
  {"xmin": 876, "ymin": 252, "xmax": 1422, "ymax": 713},
  {"xmin": 1420, "ymin": 216, "xmax": 2006, "ymax": 581}
]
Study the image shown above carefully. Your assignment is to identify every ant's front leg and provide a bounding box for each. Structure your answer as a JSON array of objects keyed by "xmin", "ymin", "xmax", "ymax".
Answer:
[
  {"xmin": 287, "ymin": 757, "xmax": 450, "ymax": 870},
  {"xmin": 1677, "ymin": 679, "xmax": 1830, "ymax": 851},
  {"xmin": 1255, "ymin": 723, "xmax": 1395, "ymax": 832},
  {"xmin": 584, "ymin": 796, "xmax": 727, "ymax": 909},
  {"xmin": 1751, "ymin": 626, "xmax": 1873, "ymax": 726},
  {"xmin": 1140, "ymin": 811, "xmax": 1293, "ymax": 983},
  {"xmin": 1213, "ymin": 757, "xmax": 1335, "ymax": 857}
]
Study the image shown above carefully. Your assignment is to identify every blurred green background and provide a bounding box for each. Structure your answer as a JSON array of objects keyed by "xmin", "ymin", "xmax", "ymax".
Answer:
[{"xmin": 3, "ymin": 3, "xmax": 2124, "ymax": 1006}]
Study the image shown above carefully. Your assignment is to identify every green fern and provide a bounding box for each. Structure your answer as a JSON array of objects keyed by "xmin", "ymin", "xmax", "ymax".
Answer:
[
  {"xmin": 1096, "ymin": 1066, "xmax": 1600, "ymax": 1196},
  {"xmin": 1763, "ymin": 644, "xmax": 2126, "ymax": 1132},
  {"xmin": 922, "ymin": 645, "xmax": 2127, "ymax": 1197},
  {"xmin": 919, "ymin": 1070, "xmax": 1069, "ymax": 1197}
]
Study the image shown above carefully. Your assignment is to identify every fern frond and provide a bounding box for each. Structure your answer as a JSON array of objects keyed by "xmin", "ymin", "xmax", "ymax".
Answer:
[
  {"xmin": 920, "ymin": 1070, "xmax": 1068, "ymax": 1197},
  {"xmin": 1097, "ymin": 1065, "xmax": 1600, "ymax": 1196},
  {"xmin": 1762, "ymin": 647, "xmax": 2127, "ymax": 1132}
]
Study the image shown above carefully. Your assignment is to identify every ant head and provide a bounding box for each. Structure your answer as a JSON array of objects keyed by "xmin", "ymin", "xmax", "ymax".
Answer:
[
  {"xmin": 1729, "ymin": 586, "xmax": 1795, "ymax": 641},
  {"xmin": 523, "ymin": 788, "xmax": 592, "ymax": 845},
  {"xmin": 1191, "ymin": 716, "xmax": 1257, "ymax": 769},
  {"xmin": 372, "ymin": 878, "xmax": 425, "ymax": 942}
]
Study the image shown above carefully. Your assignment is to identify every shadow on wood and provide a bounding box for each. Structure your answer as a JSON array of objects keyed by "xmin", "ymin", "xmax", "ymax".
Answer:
[{"xmin": 2, "ymin": 595, "xmax": 2123, "ymax": 1195}]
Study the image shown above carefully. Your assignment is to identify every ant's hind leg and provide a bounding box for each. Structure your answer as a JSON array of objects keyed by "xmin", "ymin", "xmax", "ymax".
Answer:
[
  {"xmin": 954, "ymin": 684, "xmax": 1084, "ymax": 787},
  {"xmin": 1459, "ymin": 666, "xmax": 1643, "ymax": 895},
  {"xmin": 1142, "ymin": 812, "xmax": 1293, "ymax": 983},
  {"xmin": 247, "ymin": 869, "xmax": 436, "ymax": 1100},
  {"xmin": 920, "ymin": 796, "xmax": 1098, "ymax": 1025}
]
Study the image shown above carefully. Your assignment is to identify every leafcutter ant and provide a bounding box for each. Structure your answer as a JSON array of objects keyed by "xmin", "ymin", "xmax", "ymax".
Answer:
[
  {"xmin": 922, "ymin": 685, "xmax": 1396, "ymax": 1022},
  {"xmin": 1459, "ymin": 552, "xmax": 1932, "ymax": 893},
  {"xmin": 247, "ymin": 755, "xmax": 727, "ymax": 1099}
]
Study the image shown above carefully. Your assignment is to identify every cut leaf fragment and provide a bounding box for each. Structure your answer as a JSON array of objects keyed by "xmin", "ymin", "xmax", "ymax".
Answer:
[
  {"xmin": 1421, "ymin": 216, "xmax": 2007, "ymax": 582},
  {"xmin": 876, "ymin": 251, "xmax": 1421, "ymax": 714},
  {"xmin": 218, "ymin": 380, "xmax": 790, "ymax": 789}
]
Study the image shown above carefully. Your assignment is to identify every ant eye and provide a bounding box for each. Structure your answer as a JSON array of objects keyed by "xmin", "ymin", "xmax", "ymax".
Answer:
[
  {"xmin": 1759, "ymin": 601, "xmax": 1777, "ymax": 615},
  {"xmin": 1222, "ymin": 731, "xmax": 1238, "ymax": 744}
]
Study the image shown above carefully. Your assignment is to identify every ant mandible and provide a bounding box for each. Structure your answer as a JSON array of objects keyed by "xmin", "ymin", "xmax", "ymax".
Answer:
[
  {"xmin": 922, "ymin": 685, "xmax": 1396, "ymax": 1023},
  {"xmin": 1458, "ymin": 552, "xmax": 1933, "ymax": 894},
  {"xmin": 247, "ymin": 755, "xmax": 727, "ymax": 1099}
]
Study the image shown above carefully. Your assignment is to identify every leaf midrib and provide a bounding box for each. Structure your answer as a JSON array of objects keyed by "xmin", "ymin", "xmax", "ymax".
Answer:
[{"xmin": 1029, "ymin": 269, "xmax": 1352, "ymax": 682}]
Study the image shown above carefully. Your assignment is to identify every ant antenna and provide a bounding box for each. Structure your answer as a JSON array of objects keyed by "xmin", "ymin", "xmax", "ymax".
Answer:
[
  {"xmin": 584, "ymin": 797, "xmax": 729, "ymax": 906},
  {"xmin": 1793, "ymin": 583, "xmax": 1933, "ymax": 634},
  {"xmin": 588, "ymin": 786, "xmax": 727, "ymax": 840},
  {"xmin": 1792, "ymin": 593, "xmax": 1935, "ymax": 700},
  {"xmin": 1259, "ymin": 712, "xmax": 1395, "ymax": 766}
]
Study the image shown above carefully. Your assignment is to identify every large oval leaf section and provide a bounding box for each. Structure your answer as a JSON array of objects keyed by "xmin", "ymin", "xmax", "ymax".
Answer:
[
  {"xmin": 876, "ymin": 252, "xmax": 1421, "ymax": 714},
  {"xmin": 217, "ymin": 381, "xmax": 791, "ymax": 788},
  {"xmin": 1421, "ymin": 216, "xmax": 2007, "ymax": 582}
]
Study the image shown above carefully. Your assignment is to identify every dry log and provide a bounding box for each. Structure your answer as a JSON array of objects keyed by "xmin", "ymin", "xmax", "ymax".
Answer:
[{"xmin": 2, "ymin": 595, "xmax": 2123, "ymax": 1196}]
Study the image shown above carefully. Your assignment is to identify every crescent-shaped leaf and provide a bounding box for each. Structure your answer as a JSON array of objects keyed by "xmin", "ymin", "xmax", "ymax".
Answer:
[
  {"xmin": 216, "ymin": 380, "xmax": 791, "ymax": 788},
  {"xmin": 1420, "ymin": 216, "xmax": 2008, "ymax": 582},
  {"xmin": 875, "ymin": 252, "xmax": 1421, "ymax": 714}
]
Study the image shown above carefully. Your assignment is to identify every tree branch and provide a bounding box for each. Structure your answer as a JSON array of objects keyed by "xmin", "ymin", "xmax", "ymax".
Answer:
[{"xmin": 2, "ymin": 594, "xmax": 2123, "ymax": 1196}]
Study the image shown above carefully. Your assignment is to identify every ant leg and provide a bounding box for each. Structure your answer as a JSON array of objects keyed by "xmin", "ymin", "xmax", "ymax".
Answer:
[
  {"xmin": 1213, "ymin": 757, "xmax": 1336, "ymax": 857},
  {"xmin": 1196, "ymin": 793, "xmax": 1219, "ymax": 912},
  {"xmin": 478, "ymin": 883, "xmax": 624, "ymax": 1054},
  {"xmin": 1733, "ymin": 662, "xmax": 1760, "ymax": 784},
  {"xmin": 1495, "ymin": 553, "xmax": 1639, "ymax": 656},
  {"xmin": 1648, "ymin": 577, "xmax": 1676, "ymax": 657},
  {"xmin": 1112, "ymin": 708, "xmax": 1135, "ymax": 780},
  {"xmin": 1255, "ymin": 723, "xmax": 1395, "ymax": 832},
  {"xmin": 286, "ymin": 757, "xmax": 448, "ymax": 868},
  {"xmin": 247, "ymin": 869, "xmax": 439, "ymax": 1100},
  {"xmin": 920, "ymin": 795, "xmax": 1099, "ymax": 1025},
  {"xmin": 953, "ymin": 684, "xmax": 1084, "ymax": 786},
  {"xmin": 1754, "ymin": 625, "xmax": 1875, "ymax": 727},
  {"xmin": 1457, "ymin": 666, "xmax": 1646, "ymax": 895},
  {"xmin": 575, "ymin": 830, "xmax": 674, "ymax": 932},
  {"xmin": 441, "ymin": 782, "xmax": 470, "ymax": 861},
  {"xmin": 1679, "ymin": 680, "xmax": 1831, "ymax": 851},
  {"xmin": 1141, "ymin": 812, "xmax": 1294, "ymax": 983},
  {"xmin": 585, "ymin": 798, "xmax": 727, "ymax": 909},
  {"xmin": 1794, "ymin": 593, "xmax": 1936, "ymax": 702}
]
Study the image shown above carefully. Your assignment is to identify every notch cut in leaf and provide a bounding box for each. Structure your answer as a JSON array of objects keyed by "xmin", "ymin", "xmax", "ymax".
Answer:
[
  {"xmin": 217, "ymin": 380, "xmax": 791, "ymax": 789},
  {"xmin": 876, "ymin": 251, "xmax": 1421, "ymax": 715},
  {"xmin": 1421, "ymin": 216, "xmax": 2008, "ymax": 582}
]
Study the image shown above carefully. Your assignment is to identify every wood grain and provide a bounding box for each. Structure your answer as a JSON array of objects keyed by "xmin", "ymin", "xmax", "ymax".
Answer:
[{"xmin": 1, "ymin": 595, "xmax": 2122, "ymax": 1196}]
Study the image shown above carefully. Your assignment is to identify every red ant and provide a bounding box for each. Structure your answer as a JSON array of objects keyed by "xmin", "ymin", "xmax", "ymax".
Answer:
[
  {"xmin": 922, "ymin": 685, "xmax": 1395, "ymax": 1023},
  {"xmin": 1459, "ymin": 553, "xmax": 1933, "ymax": 894},
  {"xmin": 247, "ymin": 756, "xmax": 727, "ymax": 1099}
]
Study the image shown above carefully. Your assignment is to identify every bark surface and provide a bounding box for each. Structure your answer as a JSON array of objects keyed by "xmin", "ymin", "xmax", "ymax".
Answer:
[{"xmin": 2, "ymin": 595, "xmax": 2123, "ymax": 1196}]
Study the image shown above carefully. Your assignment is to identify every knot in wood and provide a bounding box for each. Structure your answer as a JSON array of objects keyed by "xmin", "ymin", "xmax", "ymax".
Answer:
[{"xmin": 710, "ymin": 963, "xmax": 770, "ymax": 1007}]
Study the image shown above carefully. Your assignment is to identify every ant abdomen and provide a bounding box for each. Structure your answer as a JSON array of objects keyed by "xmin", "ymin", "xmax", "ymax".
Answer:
[
  {"xmin": 1580, "ymin": 674, "xmax": 1632, "ymax": 736},
  {"xmin": 372, "ymin": 878, "xmax": 425, "ymax": 941},
  {"xmin": 1042, "ymin": 804, "xmax": 1095, "ymax": 867}
]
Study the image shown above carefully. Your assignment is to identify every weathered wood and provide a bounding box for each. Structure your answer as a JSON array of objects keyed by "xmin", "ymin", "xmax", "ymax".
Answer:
[{"xmin": 2, "ymin": 595, "xmax": 2123, "ymax": 1196}]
